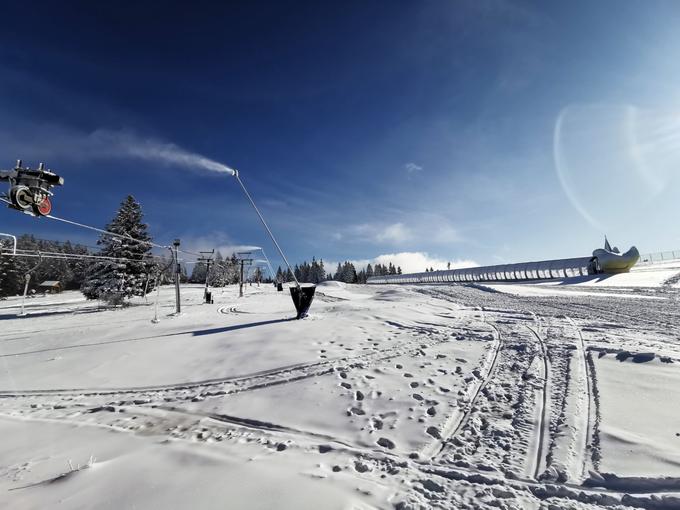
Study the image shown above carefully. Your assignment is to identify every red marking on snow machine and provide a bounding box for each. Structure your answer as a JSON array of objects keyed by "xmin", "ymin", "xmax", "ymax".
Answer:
[{"xmin": 36, "ymin": 196, "xmax": 52, "ymax": 216}]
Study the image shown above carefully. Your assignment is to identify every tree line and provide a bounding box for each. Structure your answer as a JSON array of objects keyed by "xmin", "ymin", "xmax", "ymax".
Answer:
[
  {"xmin": 274, "ymin": 260, "xmax": 402, "ymax": 284},
  {"xmin": 0, "ymin": 235, "xmax": 91, "ymax": 297},
  {"xmin": 1, "ymin": 195, "xmax": 403, "ymax": 301}
]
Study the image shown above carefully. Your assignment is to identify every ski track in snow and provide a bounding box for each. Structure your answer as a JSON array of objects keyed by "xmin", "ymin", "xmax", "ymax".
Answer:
[
  {"xmin": 568, "ymin": 315, "xmax": 594, "ymax": 481},
  {"xmin": 423, "ymin": 321, "xmax": 504, "ymax": 460},
  {"xmin": 525, "ymin": 322, "xmax": 550, "ymax": 480}
]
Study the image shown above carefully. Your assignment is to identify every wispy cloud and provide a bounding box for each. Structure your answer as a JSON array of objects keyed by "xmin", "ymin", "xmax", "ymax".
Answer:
[
  {"xmin": 333, "ymin": 218, "xmax": 462, "ymax": 248},
  {"xmin": 338, "ymin": 222, "xmax": 414, "ymax": 245},
  {"xmin": 431, "ymin": 224, "xmax": 461, "ymax": 244},
  {"xmin": 404, "ymin": 162, "xmax": 423, "ymax": 174},
  {"xmin": 375, "ymin": 222, "xmax": 412, "ymax": 244}
]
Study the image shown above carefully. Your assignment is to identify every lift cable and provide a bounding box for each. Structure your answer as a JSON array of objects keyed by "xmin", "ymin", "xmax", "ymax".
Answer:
[
  {"xmin": 3, "ymin": 199, "xmax": 273, "ymax": 283},
  {"xmin": 40, "ymin": 214, "xmax": 212, "ymax": 266},
  {"xmin": 3, "ymin": 249, "xmax": 169, "ymax": 264},
  {"xmin": 44, "ymin": 213, "xmax": 171, "ymax": 250}
]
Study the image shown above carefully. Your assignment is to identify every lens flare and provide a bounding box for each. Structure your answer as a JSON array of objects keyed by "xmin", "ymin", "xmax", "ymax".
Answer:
[{"xmin": 553, "ymin": 104, "xmax": 679, "ymax": 231}]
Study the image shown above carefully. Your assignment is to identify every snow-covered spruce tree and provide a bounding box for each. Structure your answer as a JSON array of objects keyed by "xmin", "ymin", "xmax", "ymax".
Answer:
[
  {"xmin": 190, "ymin": 260, "xmax": 207, "ymax": 283},
  {"xmin": 284, "ymin": 267, "xmax": 294, "ymax": 282},
  {"xmin": 81, "ymin": 196, "xmax": 157, "ymax": 304},
  {"xmin": 0, "ymin": 251, "xmax": 22, "ymax": 297},
  {"xmin": 227, "ymin": 254, "xmax": 240, "ymax": 284},
  {"xmin": 208, "ymin": 252, "xmax": 225, "ymax": 287}
]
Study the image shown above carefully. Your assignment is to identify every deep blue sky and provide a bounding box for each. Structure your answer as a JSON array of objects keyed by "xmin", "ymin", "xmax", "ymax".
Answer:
[{"xmin": 2, "ymin": 1, "xmax": 679, "ymax": 272}]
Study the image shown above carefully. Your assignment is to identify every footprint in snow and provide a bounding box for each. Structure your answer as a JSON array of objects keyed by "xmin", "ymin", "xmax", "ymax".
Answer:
[
  {"xmin": 426, "ymin": 426, "xmax": 441, "ymax": 439},
  {"xmin": 376, "ymin": 437, "xmax": 395, "ymax": 449}
]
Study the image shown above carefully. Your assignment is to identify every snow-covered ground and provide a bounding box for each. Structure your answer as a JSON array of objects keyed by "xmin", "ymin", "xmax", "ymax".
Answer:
[{"xmin": 1, "ymin": 269, "xmax": 680, "ymax": 509}]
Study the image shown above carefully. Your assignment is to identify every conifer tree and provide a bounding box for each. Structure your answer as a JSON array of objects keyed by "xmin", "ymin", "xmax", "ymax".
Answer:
[
  {"xmin": 253, "ymin": 267, "xmax": 263, "ymax": 284},
  {"xmin": 81, "ymin": 195, "xmax": 157, "ymax": 303},
  {"xmin": 190, "ymin": 261, "xmax": 207, "ymax": 284},
  {"xmin": 0, "ymin": 251, "xmax": 21, "ymax": 297},
  {"xmin": 318, "ymin": 259, "xmax": 326, "ymax": 282},
  {"xmin": 209, "ymin": 252, "xmax": 226, "ymax": 286}
]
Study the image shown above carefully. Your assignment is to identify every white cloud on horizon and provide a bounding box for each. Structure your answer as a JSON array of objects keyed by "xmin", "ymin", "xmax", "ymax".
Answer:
[{"xmin": 326, "ymin": 251, "xmax": 478, "ymax": 275}]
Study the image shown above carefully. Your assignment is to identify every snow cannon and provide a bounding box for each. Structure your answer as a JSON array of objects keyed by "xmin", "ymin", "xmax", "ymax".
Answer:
[
  {"xmin": 290, "ymin": 284, "xmax": 316, "ymax": 319},
  {"xmin": 0, "ymin": 160, "xmax": 63, "ymax": 217},
  {"xmin": 227, "ymin": 166, "xmax": 315, "ymax": 319}
]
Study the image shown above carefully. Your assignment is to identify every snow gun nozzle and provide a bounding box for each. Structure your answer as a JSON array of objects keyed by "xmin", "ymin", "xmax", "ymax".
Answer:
[{"xmin": 290, "ymin": 284, "xmax": 316, "ymax": 319}]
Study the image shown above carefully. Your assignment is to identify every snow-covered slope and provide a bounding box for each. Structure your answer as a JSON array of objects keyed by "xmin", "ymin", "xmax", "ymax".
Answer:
[{"xmin": 1, "ymin": 282, "xmax": 679, "ymax": 509}]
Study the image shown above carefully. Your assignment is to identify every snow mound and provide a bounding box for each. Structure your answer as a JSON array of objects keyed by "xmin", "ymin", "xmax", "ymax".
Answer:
[{"xmin": 317, "ymin": 281, "xmax": 347, "ymax": 289}]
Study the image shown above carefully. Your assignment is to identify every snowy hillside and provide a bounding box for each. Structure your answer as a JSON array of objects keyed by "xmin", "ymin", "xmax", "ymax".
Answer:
[{"xmin": 1, "ymin": 273, "xmax": 679, "ymax": 509}]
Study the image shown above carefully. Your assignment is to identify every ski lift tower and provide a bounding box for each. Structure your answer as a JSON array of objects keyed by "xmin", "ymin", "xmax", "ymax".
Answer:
[
  {"xmin": 172, "ymin": 239, "xmax": 181, "ymax": 314},
  {"xmin": 198, "ymin": 249, "xmax": 215, "ymax": 304},
  {"xmin": 236, "ymin": 251, "xmax": 253, "ymax": 298}
]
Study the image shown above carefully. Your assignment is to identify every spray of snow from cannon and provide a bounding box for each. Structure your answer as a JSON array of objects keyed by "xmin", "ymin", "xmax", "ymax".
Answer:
[
  {"xmin": 97, "ymin": 132, "xmax": 238, "ymax": 176},
  {"xmin": 108, "ymin": 134, "xmax": 316, "ymax": 318}
]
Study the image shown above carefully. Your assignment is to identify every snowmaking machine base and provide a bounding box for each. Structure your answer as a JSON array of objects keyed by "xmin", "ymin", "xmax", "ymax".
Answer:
[{"xmin": 290, "ymin": 285, "xmax": 316, "ymax": 319}]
